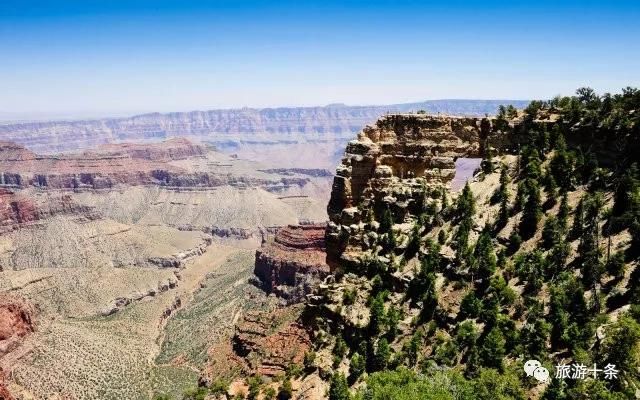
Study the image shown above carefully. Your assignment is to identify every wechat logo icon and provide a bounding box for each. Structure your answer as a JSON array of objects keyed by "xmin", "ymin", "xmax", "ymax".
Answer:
[{"xmin": 524, "ymin": 359, "xmax": 550, "ymax": 383}]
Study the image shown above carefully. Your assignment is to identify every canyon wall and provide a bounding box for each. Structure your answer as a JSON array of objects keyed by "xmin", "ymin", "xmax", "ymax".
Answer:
[{"xmin": 0, "ymin": 101, "xmax": 528, "ymax": 158}]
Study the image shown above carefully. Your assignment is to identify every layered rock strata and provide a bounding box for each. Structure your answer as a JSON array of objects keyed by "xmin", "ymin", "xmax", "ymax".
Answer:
[
  {"xmin": 254, "ymin": 224, "xmax": 329, "ymax": 302},
  {"xmin": 0, "ymin": 189, "xmax": 96, "ymax": 234}
]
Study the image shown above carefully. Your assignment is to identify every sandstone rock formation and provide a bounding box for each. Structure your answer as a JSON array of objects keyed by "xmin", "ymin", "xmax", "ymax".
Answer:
[
  {"xmin": 254, "ymin": 224, "xmax": 329, "ymax": 302},
  {"xmin": 326, "ymin": 114, "xmax": 504, "ymax": 268}
]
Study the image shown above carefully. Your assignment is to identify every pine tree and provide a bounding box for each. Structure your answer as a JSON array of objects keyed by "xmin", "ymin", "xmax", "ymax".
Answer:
[
  {"xmin": 570, "ymin": 197, "xmax": 585, "ymax": 240},
  {"xmin": 369, "ymin": 293, "xmax": 386, "ymax": 334},
  {"xmin": 612, "ymin": 163, "xmax": 640, "ymax": 230},
  {"xmin": 513, "ymin": 181, "xmax": 526, "ymax": 213},
  {"xmin": 480, "ymin": 327, "xmax": 506, "ymax": 370},
  {"xmin": 558, "ymin": 191, "xmax": 570, "ymax": 231},
  {"xmin": 456, "ymin": 182, "xmax": 476, "ymax": 218},
  {"xmin": 374, "ymin": 338, "xmax": 391, "ymax": 371},
  {"xmin": 578, "ymin": 194, "xmax": 604, "ymax": 288},
  {"xmin": 542, "ymin": 216, "xmax": 561, "ymax": 250},
  {"xmin": 603, "ymin": 316, "xmax": 640, "ymax": 391},
  {"xmin": 348, "ymin": 353, "xmax": 365, "ymax": 384},
  {"xmin": 491, "ymin": 165, "xmax": 510, "ymax": 205},
  {"xmin": 441, "ymin": 187, "xmax": 449, "ymax": 211},
  {"xmin": 278, "ymin": 379, "xmax": 293, "ymax": 400},
  {"xmin": 380, "ymin": 208, "xmax": 393, "ymax": 233},
  {"xmin": 473, "ymin": 231, "xmax": 497, "ymax": 282},
  {"xmin": 613, "ymin": 163, "xmax": 639, "ymax": 216},
  {"xmin": 329, "ymin": 373, "xmax": 350, "ymax": 400},
  {"xmin": 548, "ymin": 284, "xmax": 570, "ymax": 350},
  {"xmin": 519, "ymin": 179, "xmax": 542, "ymax": 239},
  {"xmin": 549, "ymin": 134, "xmax": 573, "ymax": 191}
]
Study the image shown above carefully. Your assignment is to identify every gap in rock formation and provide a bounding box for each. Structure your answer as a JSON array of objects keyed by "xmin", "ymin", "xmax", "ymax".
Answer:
[{"xmin": 451, "ymin": 157, "xmax": 482, "ymax": 191}]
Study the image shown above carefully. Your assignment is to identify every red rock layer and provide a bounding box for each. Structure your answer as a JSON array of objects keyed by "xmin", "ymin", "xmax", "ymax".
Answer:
[
  {"xmin": 0, "ymin": 295, "xmax": 35, "ymax": 399},
  {"xmin": 0, "ymin": 189, "xmax": 96, "ymax": 235},
  {"xmin": 254, "ymin": 224, "xmax": 329, "ymax": 294},
  {"xmin": 0, "ymin": 138, "xmax": 206, "ymax": 189},
  {"xmin": 0, "ymin": 368, "xmax": 14, "ymax": 400}
]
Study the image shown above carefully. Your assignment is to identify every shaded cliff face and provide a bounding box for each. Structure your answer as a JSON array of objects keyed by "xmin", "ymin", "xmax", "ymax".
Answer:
[{"xmin": 325, "ymin": 114, "xmax": 501, "ymax": 268}]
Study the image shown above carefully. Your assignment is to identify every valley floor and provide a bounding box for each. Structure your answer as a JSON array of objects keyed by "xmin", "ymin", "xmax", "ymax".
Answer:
[{"xmin": 0, "ymin": 240, "xmax": 267, "ymax": 400}]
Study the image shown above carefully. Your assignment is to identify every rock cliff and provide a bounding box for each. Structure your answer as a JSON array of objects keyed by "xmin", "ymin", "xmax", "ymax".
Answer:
[{"xmin": 325, "ymin": 114, "xmax": 506, "ymax": 269}]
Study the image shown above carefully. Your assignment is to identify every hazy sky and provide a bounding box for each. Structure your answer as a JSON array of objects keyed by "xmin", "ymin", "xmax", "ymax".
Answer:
[{"xmin": 1, "ymin": 0, "xmax": 639, "ymax": 117}]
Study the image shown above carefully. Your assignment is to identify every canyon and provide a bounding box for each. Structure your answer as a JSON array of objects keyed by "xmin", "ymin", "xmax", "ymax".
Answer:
[{"xmin": 0, "ymin": 100, "xmax": 528, "ymax": 399}]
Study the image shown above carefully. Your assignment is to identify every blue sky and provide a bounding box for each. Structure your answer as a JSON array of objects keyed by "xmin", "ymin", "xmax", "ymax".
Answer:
[{"xmin": 1, "ymin": 0, "xmax": 639, "ymax": 117}]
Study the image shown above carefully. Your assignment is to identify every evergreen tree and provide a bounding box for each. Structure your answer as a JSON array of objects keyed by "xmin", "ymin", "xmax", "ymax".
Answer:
[
  {"xmin": 519, "ymin": 179, "xmax": 542, "ymax": 239},
  {"xmin": 349, "ymin": 353, "xmax": 365, "ymax": 383},
  {"xmin": 612, "ymin": 163, "xmax": 640, "ymax": 230},
  {"xmin": 441, "ymin": 187, "xmax": 449, "ymax": 211},
  {"xmin": 548, "ymin": 284, "xmax": 570, "ymax": 350},
  {"xmin": 603, "ymin": 316, "xmax": 640, "ymax": 391},
  {"xmin": 606, "ymin": 251, "xmax": 625, "ymax": 280},
  {"xmin": 547, "ymin": 240, "xmax": 569, "ymax": 278},
  {"xmin": 480, "ymin": 327, "xmax": 506, "ymax": 370},
  {"xmin": 380, "ymin": 208, "xmax": 393, "ymax": 233},
  {"xmin": 578, "ymin": 194, "xmax": 604, "ymax": 288},
  {"xmin": 542, "ymin": 216, "xmax": 561, "ymax": 250},
  {"xmin": 369, "ymin": 293, "xmax": 386, "ymax": 334},
  {"xmin": 570, "ymin": 197, "xmax": 585, "ymax": 240},
  {"xmin": 513, "ymin": 181, "xmax": 526, "ymax": 213},
  {"xmin": 456, "ymin": 182, "xmax": 476, "ymax": 219},
  {"xmin": 491, "ymin": 164, "xmax": 510, "ymax": 205},
  {"xmin": 329, "ymin": 373, "xmax": 350, "ymax": 400},
  {"xmin": 549, "ymin": 134, "xmax": 573, "ymax": 191},
  {"xmin": 278, "ymin": 379, "xmax": 293, "ymax": 400},
  {"xmin": 558, "ymin": 191, "xmax": 570, "ymax": 231},
  {"xmin": 247, "ymin": 376, "xmax": 262, "ymax": 400},
  {"xmin": 473, "ymin": 231, "xmax": 497, "ymax": 282},
  {"xmin": 386, "ymin": 306, "xmax": 401, "ymax": 339},
  {"xmin": 374, "ymin": 338, "xmax": 391, "ymax": 371}
]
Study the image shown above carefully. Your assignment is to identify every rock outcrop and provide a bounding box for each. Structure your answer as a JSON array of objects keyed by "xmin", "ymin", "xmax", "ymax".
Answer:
[
  {"xmin": 0, "ymin": 295, "xmax": 35, "ymax": 359},
  {"xmin": 325, "ymin": 114, "xmax": 506, "ymax": 268},
  {"xmin": 0, "ymin": 189, "xmax": 97, "ymax": 235},
  {"xmin": 232, "ymin": 308, "xmax": 311, "ymax": 376},
  {"xmin": 254, "ymin": 224, "xmax": 329, "ymax": 302}
]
